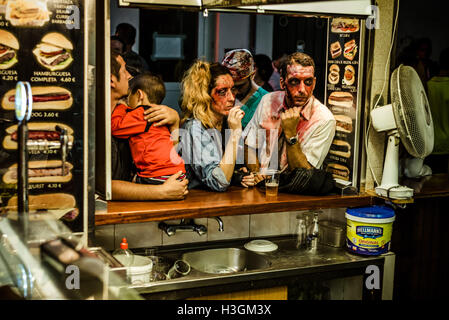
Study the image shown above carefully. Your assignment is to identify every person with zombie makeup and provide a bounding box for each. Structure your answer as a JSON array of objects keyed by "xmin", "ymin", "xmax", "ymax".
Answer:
[
  {"xmin": 243, "ymin": 52, "xmax": 336, "ymax": 180},
  {"xmin": 179, "ymin": 61, "xmax": 255, "ymax": 192},
  {"xmin": 221, "ymin": 49, "xmax": 269, "ymax": 129}
]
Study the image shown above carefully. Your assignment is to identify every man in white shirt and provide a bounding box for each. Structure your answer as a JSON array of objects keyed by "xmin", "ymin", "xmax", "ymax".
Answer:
[{"xmin": 244, "ymin": 52, "xmax": 336, "ymax": 174}]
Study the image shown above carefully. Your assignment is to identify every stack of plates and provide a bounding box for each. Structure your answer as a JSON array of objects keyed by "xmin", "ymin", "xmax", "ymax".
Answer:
[{"xmin": 244, "ymin": 240, "xmax": 278, "ymax": 253}]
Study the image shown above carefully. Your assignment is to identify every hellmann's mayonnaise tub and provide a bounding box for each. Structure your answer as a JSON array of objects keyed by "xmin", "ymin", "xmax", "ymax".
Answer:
[{"xmin": 346, "ymin": 206, "xmax": 395, "ymax": 256}]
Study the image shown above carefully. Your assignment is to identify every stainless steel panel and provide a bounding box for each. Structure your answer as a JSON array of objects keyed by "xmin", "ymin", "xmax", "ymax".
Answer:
[{"xmin": 318, "ymin": 220, "xmax": 346, "ymax": 248}]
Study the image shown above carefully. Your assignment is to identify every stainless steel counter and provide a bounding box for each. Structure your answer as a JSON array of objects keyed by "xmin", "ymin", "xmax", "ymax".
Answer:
[{"xmin": 128, "ymin": 237, "xmax": 390, "ymax": 299}]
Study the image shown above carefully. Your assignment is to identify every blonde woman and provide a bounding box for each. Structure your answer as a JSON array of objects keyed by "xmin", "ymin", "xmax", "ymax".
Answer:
[{"xmin": 179, "ymin": 61, "xmax": 255, "ymax": 191}]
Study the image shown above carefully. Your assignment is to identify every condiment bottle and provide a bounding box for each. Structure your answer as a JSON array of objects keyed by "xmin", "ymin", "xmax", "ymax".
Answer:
[{"xmin": 112, "ymin": 237, "xmax": 135, "ymax": 267}]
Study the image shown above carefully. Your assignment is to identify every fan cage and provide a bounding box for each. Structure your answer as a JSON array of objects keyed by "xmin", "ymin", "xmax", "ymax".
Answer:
[{"xmin": 390, "ymin": 65, "xmax": 434, "ymax": 158}]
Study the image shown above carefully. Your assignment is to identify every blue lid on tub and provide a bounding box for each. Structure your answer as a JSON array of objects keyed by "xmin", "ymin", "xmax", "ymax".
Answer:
[{"xmin": 346, "ymin": 206, "xmax": 395, "ymax": 219}]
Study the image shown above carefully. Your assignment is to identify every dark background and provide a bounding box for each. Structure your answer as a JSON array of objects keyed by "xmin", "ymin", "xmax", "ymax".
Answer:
[
  {"xmin": 272, "ymin": 15, "xmax": 328, "ymax": 103},
  {"xmin": 139, "ymin": 9, "xmax": 199, "ymax": 83}
]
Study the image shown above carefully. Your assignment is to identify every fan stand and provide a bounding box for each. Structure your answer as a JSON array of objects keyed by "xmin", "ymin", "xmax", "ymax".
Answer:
[{"xmin": 375, "ymin": 130, "xmax": 414, "ymax": 199}]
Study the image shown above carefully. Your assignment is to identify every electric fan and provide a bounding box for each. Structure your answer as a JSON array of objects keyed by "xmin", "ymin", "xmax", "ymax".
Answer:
[{"xmin": 370, "ymin": 64, "xmax": 434, "ymax": 199}]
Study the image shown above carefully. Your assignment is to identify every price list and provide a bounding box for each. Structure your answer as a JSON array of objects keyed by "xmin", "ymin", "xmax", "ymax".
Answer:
[
  {"xmin": 0, "ymin": 0, "xmax": 84, "ymax": 232},
  {"xmin": 323, "ymin": 17, "xmax": 362, "ymax": 185}
]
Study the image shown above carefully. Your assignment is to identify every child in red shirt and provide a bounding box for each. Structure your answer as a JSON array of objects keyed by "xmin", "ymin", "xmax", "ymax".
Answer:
[{"xmin": 111, "ymin": 73, "xmax": 186, "ymax": 184}]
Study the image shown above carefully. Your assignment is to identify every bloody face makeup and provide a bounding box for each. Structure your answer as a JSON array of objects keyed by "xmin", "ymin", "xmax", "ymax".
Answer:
[
  {"xmin": 211, "ymin": 74, "xmax": 236, "ymax": 117},
  {"xmin": 233, "ymin": 78, "xmax": 251, "ymax": 101},
  {"xmin": 281, "ymin": 64, "xmax": 315, "ymax": 108}
]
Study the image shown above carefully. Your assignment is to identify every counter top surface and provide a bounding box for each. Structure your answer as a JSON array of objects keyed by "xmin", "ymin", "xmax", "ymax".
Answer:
[
  {"xmin": 402, "ymin": 173, "xmax": 449, "ymax": 199},
  {"xmin": 96, "ymin": 187, "xmax": 373, "ymax": 226},
  {"xmin": 95, "ymin": 174, "xmax": 449, "ymax": 226}
]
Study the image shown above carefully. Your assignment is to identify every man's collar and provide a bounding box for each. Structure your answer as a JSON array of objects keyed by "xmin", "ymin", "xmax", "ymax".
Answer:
[{"xmin": 300, "ymin": 97, "xmax": 314, "ymax": 121}]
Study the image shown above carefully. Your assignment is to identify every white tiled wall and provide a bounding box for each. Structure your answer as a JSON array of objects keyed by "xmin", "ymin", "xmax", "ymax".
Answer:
[
  {"xmin": 161, "ymin": 218, "xmax": 209, "ymax": 246},
  {"xmin": 207, "ymin": 215, "xmax": 250, "ymax": 242},
  {"xmin": 116, "ymin": 222, "xmax": 162, "ymax": 248},
  {"xmin": 94, "ymin": 224, "xmax": 115, "ymax": 251},
  {"xmin": 94, "ymin": 208, "xmax": 348, "ymax": 250},
  {"xmin": 250, "ymin": 212, "xmax": 291, "ymax": 238}
]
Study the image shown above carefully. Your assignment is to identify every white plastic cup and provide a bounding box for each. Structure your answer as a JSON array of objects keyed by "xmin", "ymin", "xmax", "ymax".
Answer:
[{"xmin": 263, "ymin": 169, "xmax": 280, "ymax": 198}]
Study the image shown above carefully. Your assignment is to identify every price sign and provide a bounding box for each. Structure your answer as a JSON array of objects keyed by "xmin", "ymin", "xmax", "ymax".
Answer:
[{"xmin": 0, "ymin": 0, "xmax": 85, "ymax": 232}]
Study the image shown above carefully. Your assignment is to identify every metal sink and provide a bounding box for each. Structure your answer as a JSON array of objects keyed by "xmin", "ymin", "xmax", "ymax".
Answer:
[{"xmin": 182, "ymin": 248, "xmax": 270, "ymax": 275}]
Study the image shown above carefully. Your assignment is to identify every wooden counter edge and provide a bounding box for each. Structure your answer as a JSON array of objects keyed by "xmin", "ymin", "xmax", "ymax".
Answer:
[{"xmin": 95, "ymin": 193, "xmax": 374, "ymax": 226}]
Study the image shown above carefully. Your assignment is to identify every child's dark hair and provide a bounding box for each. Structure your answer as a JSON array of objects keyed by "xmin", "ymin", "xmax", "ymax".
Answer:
[{"xmin": 129, "ymin": 72, "xmax": 166, "ymax": 105}]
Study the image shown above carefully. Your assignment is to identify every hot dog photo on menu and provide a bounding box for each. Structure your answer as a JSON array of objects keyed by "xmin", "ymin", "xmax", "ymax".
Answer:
[
  {"xmin": 5, "ymin": 193, "xmax": 79, "ymax": 222},
  {"xmin": 1, "ymin": 86, "xmax": 73, "ymax": 110},
  {"xmin": 2, "ymin": 122, "xmax": 74, "ymax": 150},
  {"xmin": 2, "ymin": 160, "xmax": 73, "ymax": 184},
  {"xmin": 327, "ymin": 91, "xmax": 355, "ymax": 118}
]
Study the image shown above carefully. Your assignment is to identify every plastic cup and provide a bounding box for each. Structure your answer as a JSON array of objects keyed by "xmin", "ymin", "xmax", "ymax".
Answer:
[
  {"xmin": 166, "ymin": 260, "xmax": 191, "ymax": 280},
  {"xmin": 263, "ymin": 169, "xmax": 280, "ymax": 198}
]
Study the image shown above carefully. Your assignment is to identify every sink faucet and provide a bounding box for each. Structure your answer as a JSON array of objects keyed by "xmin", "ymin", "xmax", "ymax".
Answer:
[{"xmin": 159, "ymin": 219, "xmax": 207, "ymax": 237}]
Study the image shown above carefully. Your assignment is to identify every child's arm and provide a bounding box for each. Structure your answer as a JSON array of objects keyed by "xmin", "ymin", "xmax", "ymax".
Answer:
[{"xmin": 111, "ymin": 105, "xmax": 147, "ymax": 139}]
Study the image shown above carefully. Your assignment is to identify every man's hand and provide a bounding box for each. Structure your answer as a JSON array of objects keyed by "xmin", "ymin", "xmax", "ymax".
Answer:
[
  {"xmin": 143, "ymin": 104, "xmax": 180, "ymax": 129},
  {"xmin": 161, "ymin": 171, "xmax": 189, "ymax": 200},
  {"xmin": 280, "ymin": 107, "xmax": 301, "ymax": 138}
]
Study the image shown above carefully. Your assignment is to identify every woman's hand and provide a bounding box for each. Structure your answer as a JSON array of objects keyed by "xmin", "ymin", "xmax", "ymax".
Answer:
[
  {"xmin": 143, "ymin": 104, "xmax": 180, "ymax": 129},
  {"xmin": 239, "ymin": 167, "xmax": 255, "ymax": 188},
  {"xmin": 227, "ymin": 106, "xmax": 245, "ymax": 131},
  {"xmin": 254, "ymin": 173, "xmax": 265, "ymax": 185}
]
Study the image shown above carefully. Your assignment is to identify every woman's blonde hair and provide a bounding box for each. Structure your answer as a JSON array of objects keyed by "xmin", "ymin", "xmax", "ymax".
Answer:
[{"xmin": 181, "ymin": 60, "xmax": 232, "ymax": 129}]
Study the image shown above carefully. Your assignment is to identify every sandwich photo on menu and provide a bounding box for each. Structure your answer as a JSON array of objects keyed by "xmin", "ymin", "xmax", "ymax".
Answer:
[
  {"xmin": 3, "ymin": 160, "xmax": 73, "ymax": 184},
  {"xmin": 326, "ymin": 163, "xmax": 350, "ymax": 181},
  {"xmin": 343, "ymin": 65, "xmax": 356, "ymax": 86},
  {"xmin": 328, "ymin": 64, "xmax": 340, "ymax": 85},
  {"xmin": 0, "ymin": 29, "xmax": 19, "ymax": 70},
  {"xmin": 2, "ymin": 86, "xmax": 73, "ymax": 110},
  {"xmin": 33, "ymin": 33, "xmax": 73, "ymax": 71},
  {"xmin": 344, "ymin": 40, "xmax": 358, "ymax": 61},
  {"xmin": 331, "ymin": 18, "xmax": 359, "ymax": 33},
  {"xmin": 334, "ymin": 114, "xmax": 353, "ymax": 133},
  {"xmin": 0, "ymin": 0, "xmax": 7, "ymax": 14},
  {"xmin": 330, "ymin": 41, "xmax": 342, "ymax": 59},
  {"xmin": 329, "ymin": 140, "xmax": 351, "ymax": 159},
  {"xmin": 5, "ymin": 193, "xmax": 79, "ymax": 222},
  {"xmin": 5, "ymin": 0, "xmax": 51, "ymax": 27},
  {"xmin": 3, "ymin": 122, "xmax": 74, "ymax": 150}
]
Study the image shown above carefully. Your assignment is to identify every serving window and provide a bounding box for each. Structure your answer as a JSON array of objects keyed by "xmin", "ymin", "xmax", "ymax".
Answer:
[{"xmin": 95, "ymin": 0, "xmax": 372, "ymax": 201}]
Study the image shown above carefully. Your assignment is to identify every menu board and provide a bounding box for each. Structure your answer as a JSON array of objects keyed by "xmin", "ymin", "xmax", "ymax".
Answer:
[
  {"xmin": 0, "ymin": 0, "xmax": 84, "ymax": 232},
  {"xmin": 323, "ymin": 17, "xmax": 361, "ymax": 186}
]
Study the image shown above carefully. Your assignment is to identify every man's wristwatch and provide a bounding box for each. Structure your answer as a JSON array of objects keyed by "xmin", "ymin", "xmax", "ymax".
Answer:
[{"xmin": 285, "ymin": 135, "xmax": 298, "ymax": 146}]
